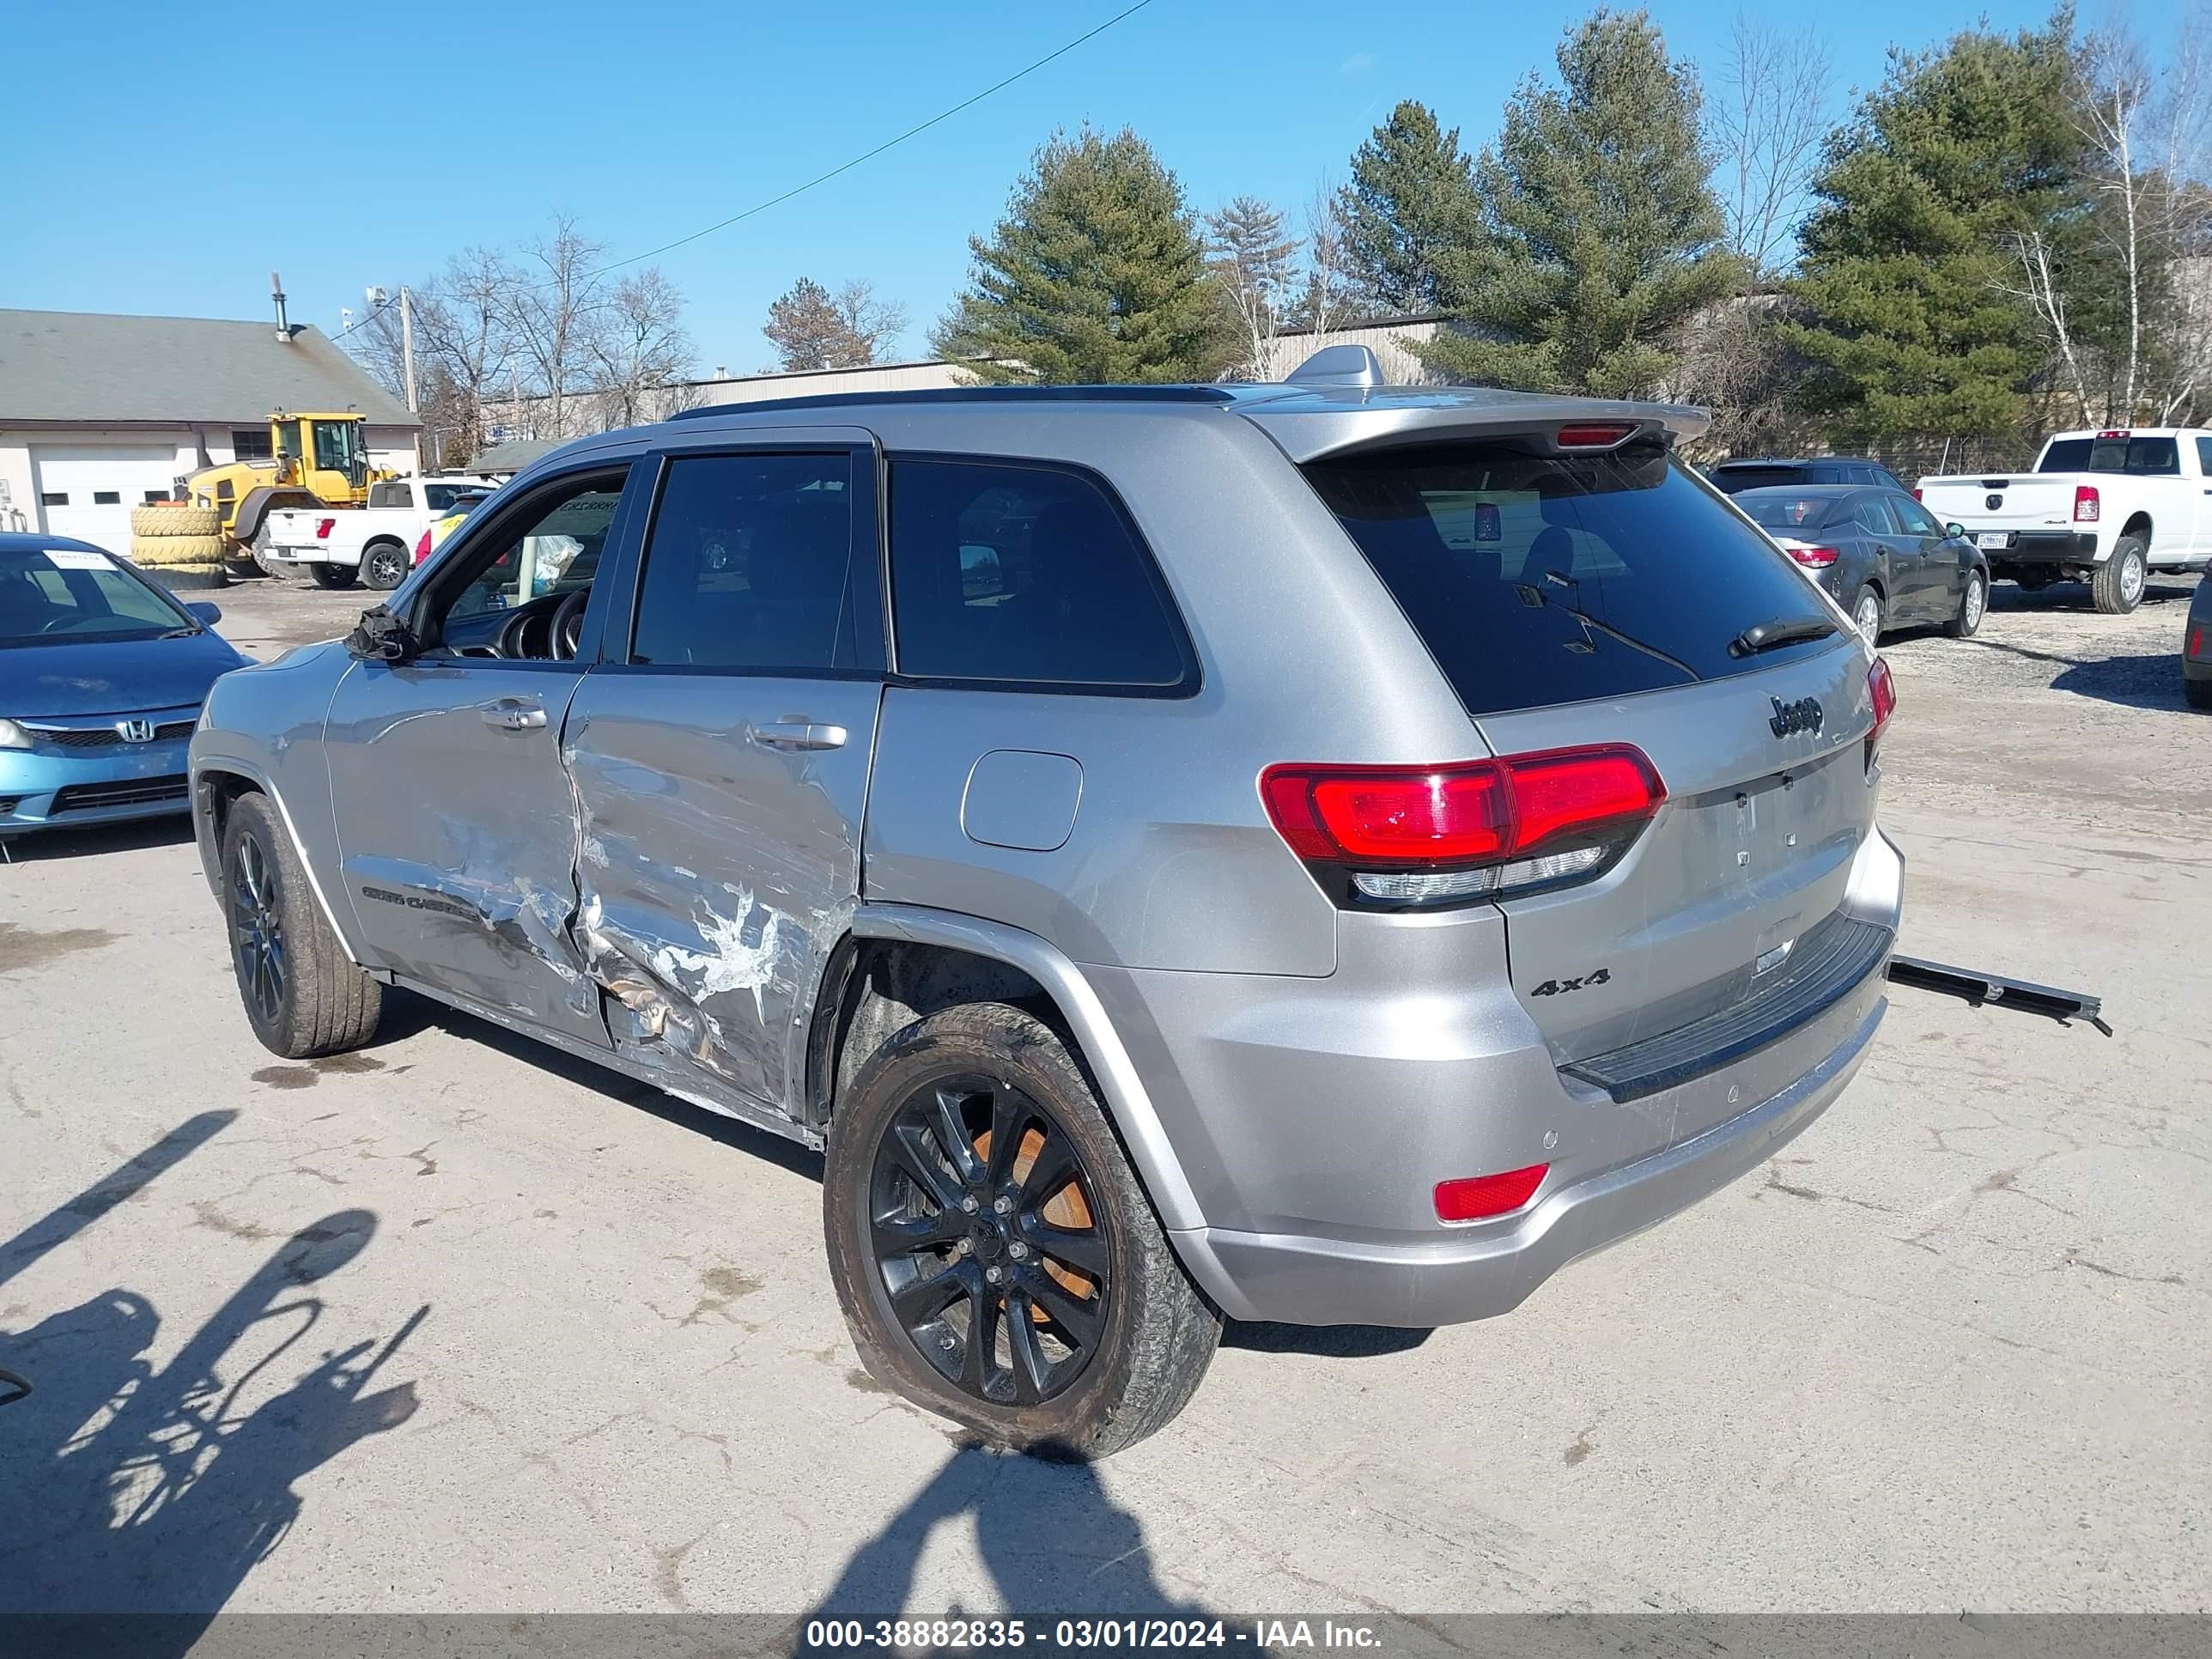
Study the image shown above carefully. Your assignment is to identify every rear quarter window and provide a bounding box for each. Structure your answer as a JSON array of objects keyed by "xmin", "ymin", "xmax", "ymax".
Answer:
[
  {"xmin": 887, "ymin": 458, "xmax": 1194, "ymax": 690},
  {"xmin": 1303, "ymin": 443, "xmax": 1836, "ymax": 717}
]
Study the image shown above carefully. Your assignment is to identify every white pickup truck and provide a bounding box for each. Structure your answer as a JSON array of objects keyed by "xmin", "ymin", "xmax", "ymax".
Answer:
[
  {"xmin": 259, "ymin": 475, "xmax": 500, "ymax": 591},
  {"xmin": 1917, "ymin": 428, "xmax": 2212, "ymax": 614}
]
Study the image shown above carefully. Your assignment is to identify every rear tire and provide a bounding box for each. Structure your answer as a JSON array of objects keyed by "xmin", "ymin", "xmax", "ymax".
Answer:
[
  {"xmin": 308, "ymin": 562, "xmax": 359, "ymax": 590},
  {"xmin": 222, "ymin": 793, "xmax": 381, "ymax": 1059},
  {"xmin": 823, "ymin": 1002, "xmax": 1219, "ymax": 1456},
  {"xmin": 2186, "ymin": 675, "xmax": 2212, "ymax": 711},
  {"xmin": 131, "ymin": 505, "xmax": 222, "ymax": 538},
  {"xmin": 1944, "ymin": 569, "xmax": 1988, "ymax": 639},
  {"xmin": 1849, "ymin": 583, "xmax": 1883, "ymax": 646},
  {"xmin": 361, "ymin": 542, "xmax": 410, "ymax": 591},
  {"xmin": 2093, "ymin": 537, "xmax": 2147, "ymax": 614}
]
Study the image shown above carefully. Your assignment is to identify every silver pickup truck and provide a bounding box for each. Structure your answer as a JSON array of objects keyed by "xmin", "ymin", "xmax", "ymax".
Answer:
[{"xmin": 1917, "ymin": 428, "xmax": 2212, "ymax": 614}]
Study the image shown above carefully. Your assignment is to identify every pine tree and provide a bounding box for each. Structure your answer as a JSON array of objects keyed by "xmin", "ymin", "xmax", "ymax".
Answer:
[
  {"xmin": 1419, "ymin": 9, "xmax": 1742, "ymax": 398},
  {"xmin": 1781, "ymin": 19, "xmax": 2087, "ymax": 445},
  {"xmin": 1204, "ymin": 196, "xmax": 1297, "ymax": 379},
  {"xmin": 933, "ymin": 128, "xmax": 1225, "ymax": 384},
  {"xmin": 763, "ymin": 278, "xmax": 850, "ymax": 372},
  {"xmin": 1336, "ymin": 101, "xmax": 1482, "ymax": 314}
]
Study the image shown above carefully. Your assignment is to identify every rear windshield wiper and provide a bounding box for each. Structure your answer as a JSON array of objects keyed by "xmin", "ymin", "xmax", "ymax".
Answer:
[
  {"xmin": 1522, "ymin": 569, "xmax": 1700, "ymax": 684},
  {"xmin": 1731, "ymin": 614, "xmax": 1837, "ymax": 658}
]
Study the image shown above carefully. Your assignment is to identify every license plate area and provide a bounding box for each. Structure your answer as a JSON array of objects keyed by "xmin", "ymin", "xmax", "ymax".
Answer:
[{"xmin": 1976, "ymin": 532, "xmax": 2011, "ymax": 550}]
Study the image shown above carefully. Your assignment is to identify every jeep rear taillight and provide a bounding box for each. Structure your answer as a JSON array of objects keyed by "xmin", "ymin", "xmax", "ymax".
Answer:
[
  {"xmin": 1867, "ymin": 657, "xmax": 1897, "ymax": 769},
  {"xmin": 1260, "ymin": 744, "xmax": 1666, "ymax": 907},
  {"xmin": 2075, "ymin": 485, "xmax": 2100, "ymax": 523}
]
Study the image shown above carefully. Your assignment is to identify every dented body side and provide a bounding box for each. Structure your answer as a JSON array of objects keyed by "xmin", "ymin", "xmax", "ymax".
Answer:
[{"xmin": 560, "ymin": 672, "xmax": 883, "ymax": 1116}]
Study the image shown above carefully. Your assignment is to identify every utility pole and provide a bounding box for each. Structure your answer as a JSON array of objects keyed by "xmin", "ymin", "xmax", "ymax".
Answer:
[{"xmin": 400, "ymin": 286, "xmax": 422, "ymax": 475}]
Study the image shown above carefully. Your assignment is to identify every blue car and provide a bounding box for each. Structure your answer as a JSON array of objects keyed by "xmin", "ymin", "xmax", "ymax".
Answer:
[{"xmin": 1, "ymin": 533, "xmax": 250, "ymax": 837}]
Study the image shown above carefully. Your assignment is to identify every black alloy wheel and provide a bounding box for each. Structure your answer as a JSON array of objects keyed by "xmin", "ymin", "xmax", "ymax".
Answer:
[
  {"xmin": 363, "ymin": 544, "xmax": 409, "ymax": 590},
  {"xmin": 868, "ymin": 1073, "xmax": 1112, "ymax": 1407},
  {"xmin": 231, "ymin": 827, "xmax": 288, "ymax": 1028}
]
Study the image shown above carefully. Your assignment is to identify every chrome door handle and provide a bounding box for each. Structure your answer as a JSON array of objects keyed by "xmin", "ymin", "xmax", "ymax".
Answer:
[
  {"xmin": 478, "ymin": 697, "xmax": 547, "ymax": 731},
  {"xmin": 750, "ymin": 719, "xmax": 848, "ymax": 751}
]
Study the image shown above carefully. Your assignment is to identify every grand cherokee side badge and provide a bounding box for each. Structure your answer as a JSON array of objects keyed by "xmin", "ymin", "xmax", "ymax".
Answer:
[{"xmin": 1769, "ymin": 696, "xmax": 1824, "ymax": 738}]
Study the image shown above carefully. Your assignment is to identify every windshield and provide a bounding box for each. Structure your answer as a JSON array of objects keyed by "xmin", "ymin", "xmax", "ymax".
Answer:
[
  {"xmin": 0, "ymin": 545, "xmax": 198, "ymax": 648},
  {"xmin": 1736, "ymin": 493, "xmax": 1836, "ymax": 532},
  {"xmin": 1303, "ymin": 443, "xmax": 1836, "ymax": 716},
  {"xmin": 2039, "ymin": 435, "xmax": 2181, "ymax": 475}
]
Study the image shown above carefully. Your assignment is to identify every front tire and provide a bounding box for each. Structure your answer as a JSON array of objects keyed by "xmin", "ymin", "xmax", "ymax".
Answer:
[
  {"xmin": 308, "ymin": 562, "xmax": 359, "ymax": 590},
  {"xmin": 2093, "ymin": 537, "xmax": 2147, "ymax": 614},
  {"xmin": 823, "ymin": 1002, "xmax": 1219, "ymax": 1456},
  {"xmin": 1945, "ymin": 569, "xmax": 1988, "ymax": 638},
  {"xmin": 222, "ymin": 793, "xmax": 381, "ymax": 1058}
]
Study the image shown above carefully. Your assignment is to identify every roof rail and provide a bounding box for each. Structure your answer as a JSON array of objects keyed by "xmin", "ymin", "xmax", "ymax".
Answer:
[{"xmin": 667, "ymin": 384, "xmax": 1237, "ymax": 421}]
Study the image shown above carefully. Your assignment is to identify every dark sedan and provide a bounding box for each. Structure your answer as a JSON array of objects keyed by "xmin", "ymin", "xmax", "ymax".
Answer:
[
  {"xmin": 1733, "ymin": 485, "xmax": 1989, "ymax": 644},
  {"xmin": 1, "ymin": 533, "xmax": 250, "ymax": 837}
]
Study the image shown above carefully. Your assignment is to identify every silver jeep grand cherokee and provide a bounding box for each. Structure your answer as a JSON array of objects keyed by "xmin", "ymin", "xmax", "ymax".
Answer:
[{"xmin": 191, "ymin": 350, "xmax": 1902, "ymax": 1455}]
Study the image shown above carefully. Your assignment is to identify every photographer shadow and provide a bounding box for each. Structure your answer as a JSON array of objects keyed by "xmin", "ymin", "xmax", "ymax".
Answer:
[{"xmin": 805, "ymin": 1443, "xmax": 1222, "ymax": 1629}]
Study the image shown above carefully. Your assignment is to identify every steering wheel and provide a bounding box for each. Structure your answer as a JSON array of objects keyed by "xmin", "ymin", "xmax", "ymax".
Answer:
[{"xmin": 551, "ymin": 589, "xmax": 588, "ymax": 660}]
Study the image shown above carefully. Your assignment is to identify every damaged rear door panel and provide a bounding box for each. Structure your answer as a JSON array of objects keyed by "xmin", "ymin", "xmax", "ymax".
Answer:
[{"xmin": 560, "ymin": 442, "xmax": 886, "ymax": 1117}]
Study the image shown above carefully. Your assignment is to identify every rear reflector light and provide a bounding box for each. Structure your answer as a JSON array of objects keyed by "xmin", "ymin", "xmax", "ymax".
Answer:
[
  {"xmin": 1553, "ymin": 422, "xmax": 1637, "ymax": 449},
  {"xmin": 1867, "ymin": 657, "xmax": 1897, "ymax": 769},
  {"xmin": 1783, "ymin": 541, "xmax": 1839, "ymax": 568},
  {"xmin": 2074, "ymin": 485, "xmax": 2100, "ymax": 523},
  {"xmin": 316, "ymin": 518, "xmax": 337, "ymax": 539},
  {"xmin": 1261, "ymin": 744, "xmax": 1665, "ymax": 906},
  {"xmin": 1436, "ymin": 1164, "xmax": 1549, "ymax": 1222}
]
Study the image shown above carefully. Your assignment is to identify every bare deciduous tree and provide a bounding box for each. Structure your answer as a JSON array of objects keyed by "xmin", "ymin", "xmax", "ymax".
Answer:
[
  {"xmin": 502, "ymin": 214, "xmax": 607, "ymax": 439},
  {"xmin": 591, "ymin": 270, "xmax": 694, "ymax": 429},
  {"xmin": 1297, "ymin": 180, "xmax": 1362, "ymax": 337},
  {"xmin": 1205, "ymin": 197, "xmax": 1297, "ymax": 379},
  {"xmin": 1709, "ymin": 14, "xmax": 1832, "ymax": 281},
  {"xmin": 833, "ymin": 280, "xmax": 909, "ymax": 366}
]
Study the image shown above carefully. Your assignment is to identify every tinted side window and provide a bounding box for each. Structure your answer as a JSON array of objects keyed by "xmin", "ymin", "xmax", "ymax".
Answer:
[
  {"xmin": 2197, "ymin": 437, "xmax": 2212, "ymax": 477},
  {"xmin": 1895, "ymin": 497, "xmax": 1944, "ymax": 537},
  {"xmin": 888, "ymin": 459, "xmax": 1191, "ymax": 688},
  {"xmin": 631, "ymin": 453, "xmax": 858, "ymax": 672},
  {"xmin": 1849, "ymin": 496, "xmax": 1899, "ymax": 534}
]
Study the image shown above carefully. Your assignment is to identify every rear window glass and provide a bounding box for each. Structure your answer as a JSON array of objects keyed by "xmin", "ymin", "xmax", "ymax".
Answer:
[
  {"xmin": 2039, "ymin": 436, "xmax": 2181, "ymax": 475},
  {"xmin": 1303, "ymin": 444, "xmax": 1836, "ymax": 715},
  {"xmin": 1708, "ymin": 464, "xmax": 1824, "ymax": 494},
  {"xmin": 422, "ymin": 483, "xmax": 489, "ymax": 513},
  {"xmin": 888, "ymin": 459, "xmax": 1193, "ymax": 689},
  {"xmin": 1736, "ymin": 494, "xmax": 1834, "ymax": 531}
]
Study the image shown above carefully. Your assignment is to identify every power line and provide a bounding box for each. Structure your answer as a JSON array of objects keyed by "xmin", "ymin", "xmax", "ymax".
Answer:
[
  {"xmin": 332, "ymin": 0, "xmax": 1153, "ymax": 342},
  {"xmin": 598, "ymin": 0, "xmax": 1156, "ymax": 273}
]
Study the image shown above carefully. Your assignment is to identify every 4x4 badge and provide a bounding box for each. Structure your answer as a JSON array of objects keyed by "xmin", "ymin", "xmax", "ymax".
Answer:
[{"xmin": 1768, "ymin": 696, "xmax": 1824, "ymax": 738}]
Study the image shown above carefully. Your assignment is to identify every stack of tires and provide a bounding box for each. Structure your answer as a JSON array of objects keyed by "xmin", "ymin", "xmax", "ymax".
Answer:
[{"xmin": 129, "ymin": 505, "xmax": 228, "ymax": 589}]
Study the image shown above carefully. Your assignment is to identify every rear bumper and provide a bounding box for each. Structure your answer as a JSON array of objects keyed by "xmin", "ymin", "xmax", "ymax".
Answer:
[
  {"xmin": 1114, "ymin": 827, "xmax": 1905, "ymax": 1328},
  {"xmin": 1170, "ymin": 994, "xmax": 1881, "ymax": 1326},
  {"xmin": 1984, "ymin": 531, "xmax": 2100, "ymax": 564}
]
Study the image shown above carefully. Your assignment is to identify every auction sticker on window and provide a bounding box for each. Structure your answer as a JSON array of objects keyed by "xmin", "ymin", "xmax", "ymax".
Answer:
[{"xmin": 42, "ymin": 549, "xmax": 112, "ymax": 570}]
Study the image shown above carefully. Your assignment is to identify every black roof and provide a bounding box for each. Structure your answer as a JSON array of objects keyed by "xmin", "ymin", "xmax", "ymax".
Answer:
[{"xmin": 668, "ymin": 384, "xmax": 1238, "ymax": 421}]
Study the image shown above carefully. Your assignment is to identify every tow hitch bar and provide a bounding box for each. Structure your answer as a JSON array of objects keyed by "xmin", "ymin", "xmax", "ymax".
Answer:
[{"xmin": 1887, "ymin": 956, "xmax": 2112, "ymax": 1036}]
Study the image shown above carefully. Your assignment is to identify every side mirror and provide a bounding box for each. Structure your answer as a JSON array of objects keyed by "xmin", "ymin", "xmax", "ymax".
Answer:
[
  {"xmin": 187, "ymin": 600, "xmax": 222, "ymax": 624},
  {"xmin": 1946, "ymin": 523, "xmax": 1966, "ymax": 538},
  {"xmin": 346, "ymin": 606, "xmax": 420, "ymax": 665}
]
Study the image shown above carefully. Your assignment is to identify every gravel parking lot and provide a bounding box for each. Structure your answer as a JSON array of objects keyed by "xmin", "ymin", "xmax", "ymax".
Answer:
[{"xmin": 2, "ymin": 573, "xmax": 2205, "ymax": 1619}]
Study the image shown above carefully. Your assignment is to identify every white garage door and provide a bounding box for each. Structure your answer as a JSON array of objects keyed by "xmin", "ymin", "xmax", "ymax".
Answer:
[{"xmin": 31, "ymin": 445, "xmax": 180, "ymax": 550}]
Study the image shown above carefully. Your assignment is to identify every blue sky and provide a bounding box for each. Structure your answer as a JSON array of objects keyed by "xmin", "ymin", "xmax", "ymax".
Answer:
[{"xmin": 0, "ymin": 0, "xmax": 2180, "ymax": 375}]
